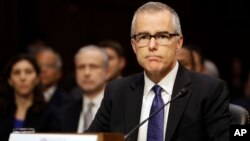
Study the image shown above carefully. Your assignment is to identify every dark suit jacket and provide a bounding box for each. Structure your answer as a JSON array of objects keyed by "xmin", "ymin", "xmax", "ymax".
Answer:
[
  {"xmin": 88, "ymin": 64, "xmax": 232, "ymax": 141},
  {"xmin": 52, "ymin": 98, "xmax": 82, "ymax": 132},
  {"xmin": 47, "ymin": 87, "xmax": 72, "ymax": 109},
  {"xmin": 0, "ymin": 105, "xmax": 53, "ymax": 141},
  {"xmin": 70, "ymin": 86, "xmax": 84, "ymax": 101}
]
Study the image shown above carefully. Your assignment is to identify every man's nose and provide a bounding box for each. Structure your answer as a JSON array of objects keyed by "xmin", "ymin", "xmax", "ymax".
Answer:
[
  {"xmin": 84, "ymin": 67, "xmax": 91, "ymax": 76},
  {"xmin": 148, "ymin": 37, "xmax": 157, "ymax": 50}
]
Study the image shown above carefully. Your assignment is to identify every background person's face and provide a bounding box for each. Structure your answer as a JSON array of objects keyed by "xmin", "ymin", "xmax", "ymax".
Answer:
[
  {"xmin": 131, "ymin": 10, "xmax": 183, "ymax": 76},
  {"xmin": 8, "ymin": 60, "xmax": 39, "ymax": 96},
  {"xmin": 36, "ymin": 51, "xmax": 61, "ymax": 87},
  {"xmin": 104, "ymin": 47, "xmax": 124, "ymax": 80},
  {"xmin": 75, "ymin": 50, "xmax": 107, "ymax": 93},
  {"xmin": 192, "ymin": 51, "xmax": 203, "ymax": 73},
  {"xmin": 176, "ymin": 48, "xmax": 194, "ymax": 70}
]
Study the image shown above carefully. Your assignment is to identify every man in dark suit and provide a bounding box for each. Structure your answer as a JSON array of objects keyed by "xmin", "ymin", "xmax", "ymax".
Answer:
[
  {"xmin": 88, "ymin": 2, "xmax": 231, "ymax": 141},
  {"xmin": 52, "ymin": 45, "xmax": 109, "ymax": 133},
  {"xmin": 98, "ymin": 40, "xmax": 126, "ymax": 81},
  {"xmin": 36, "ymin": 47, "xmax": 71, "ymax": 108}
]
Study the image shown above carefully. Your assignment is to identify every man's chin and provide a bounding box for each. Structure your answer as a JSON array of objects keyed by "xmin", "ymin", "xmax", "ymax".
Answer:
[
  {"xmin": 83, "ymin": 87, "xmax": 96, "ymax": 93},
  {"xmin": 146, "ymin": 67, "xmax": 162, "ymax": 74}
]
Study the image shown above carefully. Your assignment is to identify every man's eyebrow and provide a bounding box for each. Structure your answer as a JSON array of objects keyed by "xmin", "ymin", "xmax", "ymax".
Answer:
[
  {"xmin": 157, "ymin": 31, "xmax": 171, "ymax": 34},
  {"xmin": 136, "ymin": 31, "xmax": 170, "ymax": 35},
  {"xmin": 136, "ymin": 32, "xmax": 150, "ymax": 35}
]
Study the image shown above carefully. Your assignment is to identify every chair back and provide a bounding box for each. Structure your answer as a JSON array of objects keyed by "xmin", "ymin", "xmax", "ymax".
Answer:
[{"xmin": 229, "ymin": 104, "xmax": 250, "ymax": 125}]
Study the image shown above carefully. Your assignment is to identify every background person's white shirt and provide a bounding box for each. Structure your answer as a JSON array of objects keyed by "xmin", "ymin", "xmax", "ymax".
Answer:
[
  {"xmin": 77, "ymin": 90, "xmax": 104, "ymax": 133},
  {"xmin": 43, "ymin": 85, "xmax": 57, "ymax": 102}
]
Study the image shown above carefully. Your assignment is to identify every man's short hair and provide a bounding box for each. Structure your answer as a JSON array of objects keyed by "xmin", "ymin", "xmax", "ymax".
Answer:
[
  {"xmin": 98, "ymin": 40, "xmax": 125, "ymax": 57},
  {"xmin": 131, "ymin": 2, "xmax": 182, "ymax": 36},
  {"xmin": 36, "ymin": 47, "xmax": 63, "ymax": 69},
  {"xmin": 75, "ymin": 45, "xmax": 109, "ymax": 68}
]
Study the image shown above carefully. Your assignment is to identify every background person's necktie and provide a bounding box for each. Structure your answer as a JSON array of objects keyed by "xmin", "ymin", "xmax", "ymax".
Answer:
[
  {"xmin": 84, "ymin": 102, "xmax": 95, "ymax": 130},
  {"xmin": 147, "ymin": 85, "xmax": 164, "ymax": 141}
]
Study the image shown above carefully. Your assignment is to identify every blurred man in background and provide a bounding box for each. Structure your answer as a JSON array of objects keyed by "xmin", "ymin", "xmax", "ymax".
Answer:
[
  {"xmin": 36, "ymin": 48, "xmax": 71, "ymax": 108},
  {"xmin": 52, "ymin": 45, "xmax": 109, "ymax": 133},
  {"xmin": 98, "ymin": 40, "xmax": 126, "ymax": 81}
]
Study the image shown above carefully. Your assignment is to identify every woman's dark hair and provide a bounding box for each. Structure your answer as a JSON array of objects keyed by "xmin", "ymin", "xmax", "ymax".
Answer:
[{"xmin": 0, "ymin": 54, "xmax": 45, "ymax": 114}]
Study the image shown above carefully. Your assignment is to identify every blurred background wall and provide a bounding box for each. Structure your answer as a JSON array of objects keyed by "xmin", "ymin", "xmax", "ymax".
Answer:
[{"xmin": 1, "ymin": 0, "xmax": 249, "ymax": 82}]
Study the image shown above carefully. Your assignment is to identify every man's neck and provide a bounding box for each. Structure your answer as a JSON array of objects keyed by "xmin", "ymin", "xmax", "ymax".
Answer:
[
  {"xmin": 84, "ymin": 86, "xmax": 105, "ymax": 99},
  {"xmin": 145, "ymin": 61, "xmax": 177, "ymax": 83}
]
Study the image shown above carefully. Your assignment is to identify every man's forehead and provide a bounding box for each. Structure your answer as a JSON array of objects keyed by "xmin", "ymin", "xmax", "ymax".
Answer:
[
  {"xmin": 134, "ymin": 11, "xmax": 173, "ymax": 33},
  {"xmin": 136, "ymin": 9, "xmax": 171, "ymax": 19}
]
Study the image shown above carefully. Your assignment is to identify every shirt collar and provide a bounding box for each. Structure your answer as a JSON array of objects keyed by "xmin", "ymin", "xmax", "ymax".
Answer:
[
  {"xmin": 144, "ymin": 61, "xmax": 179, "ymax": 97},
  {"xmin": 83, "ymin": 89, "xmax": 104, "ymax": 108},
  {"xmin": 44, "ymin": 85, "xmax": 57, "ymax": 102}
]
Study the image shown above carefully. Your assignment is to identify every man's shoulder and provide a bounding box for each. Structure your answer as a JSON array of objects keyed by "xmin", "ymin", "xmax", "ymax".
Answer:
[
  {"xmin": 187, "ymin": 69, "xmax": 221, "ymax": 83},
  {"xmin": 104, "ymin": 73, "xmax": 144, "ymax": 94},
  {"xmin": 108, "ymin": 72, "xmax": 143, "ymax": 86},
  {"xmin": 185, "ymin": 70, "xmax": 226, "ymax": 92},
  {"xmin": 56, "ymin": 98, "xmax": 82, "ymax": 114}
]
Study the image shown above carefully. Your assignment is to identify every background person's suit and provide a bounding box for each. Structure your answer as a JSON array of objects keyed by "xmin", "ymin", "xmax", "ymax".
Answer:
[{"xmin": 52, "ymin": 98, "xmax": 82, "ymax": 132}]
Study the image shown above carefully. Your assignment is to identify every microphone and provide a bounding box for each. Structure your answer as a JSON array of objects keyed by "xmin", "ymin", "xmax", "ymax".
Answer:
[{"xmin": 124, "ymin": 88, "xmax": 189, "ymax": 141}]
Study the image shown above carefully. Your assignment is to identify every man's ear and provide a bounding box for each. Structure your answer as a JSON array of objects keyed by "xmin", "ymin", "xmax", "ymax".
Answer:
[
  {"xmin": 119, "ymin": 57, "xmax": 126, "ymax": 70},
  {"xmin": 131, "ymin": 39, "xmax": 137, "ymax": 54},
  {"xmin": 176, "ymin": 36, "xmax": 184, "ymax": 50},
  {"xmin": 104, "ymin": 67, "xmax": 110, "ymax": 81},
  {"xmin": 57, "ymin": 70, "xmax": 62, "ymax": 80}
]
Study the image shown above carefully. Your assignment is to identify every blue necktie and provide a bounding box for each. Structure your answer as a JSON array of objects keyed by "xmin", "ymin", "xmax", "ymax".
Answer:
[{"xmin": 147, "ymin": 85, "xmax": 164, "ymax": 141}]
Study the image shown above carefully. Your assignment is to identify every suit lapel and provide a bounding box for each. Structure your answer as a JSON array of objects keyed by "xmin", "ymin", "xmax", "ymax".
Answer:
[
  {"xmin": 125, "ymin": 73, "xmax": 144, "ymax": 141},
  {"xmin": 65, "ymin": 99, "xmax": 82, "ymax": 131},
  {"xmin": 165, "ymin": 64, "xmax": 192, "ymax": 141}
]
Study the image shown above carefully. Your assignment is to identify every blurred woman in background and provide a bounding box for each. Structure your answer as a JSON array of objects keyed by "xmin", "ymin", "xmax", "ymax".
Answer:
[{"xmin": 0, "ymin": 54, "xmax": 52, "ymax": 141}]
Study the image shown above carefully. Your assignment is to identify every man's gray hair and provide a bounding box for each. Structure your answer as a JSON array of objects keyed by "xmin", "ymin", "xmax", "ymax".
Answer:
[
  {"xmin": 131, "ymin": 2, "xmax": 182, "ymax": 36},
  {"xmin": 75, "ymin": 45, "xmax": 109, "ymax": 68},
  {"xmin": 36, "ymin": 47, "xmax": 63, "ymax": 69}
]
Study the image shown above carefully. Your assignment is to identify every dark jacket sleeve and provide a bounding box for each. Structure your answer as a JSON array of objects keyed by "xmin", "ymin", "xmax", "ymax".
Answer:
[{"xmin": 203, "ymin": 79, "xmax": 231, "ymax": 140}]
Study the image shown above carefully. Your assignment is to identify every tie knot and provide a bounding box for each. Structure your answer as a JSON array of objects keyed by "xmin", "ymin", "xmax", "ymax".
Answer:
[
  {"xmin": 87, "ymin": 102, "xmax": 95, "ymax": 111},
  {"xmin": 152, "ymin": 85, "xmax": 163, "ymax": 95}
]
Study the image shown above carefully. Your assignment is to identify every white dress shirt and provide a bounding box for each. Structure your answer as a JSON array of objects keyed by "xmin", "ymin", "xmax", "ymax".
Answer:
[
  {"xmin": 77, "ymin": 89, "xmax": 104, "ymax": 133},
  {"xmin": 137, "ymin": 62, "xmax": 179, "ymax": 141},
  {"xmin": 43, "ymin": 85, "xmax": 57, "ymax": 102}
]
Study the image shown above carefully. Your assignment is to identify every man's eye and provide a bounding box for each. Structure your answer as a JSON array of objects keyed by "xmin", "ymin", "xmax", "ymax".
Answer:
[
  {"xmin": 138, "ymin": 35, "xmax": 149, "ymax": 40},
  {"xmin": 157, "ymin": 34, "xmax": 170, "ymax": 39}
]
